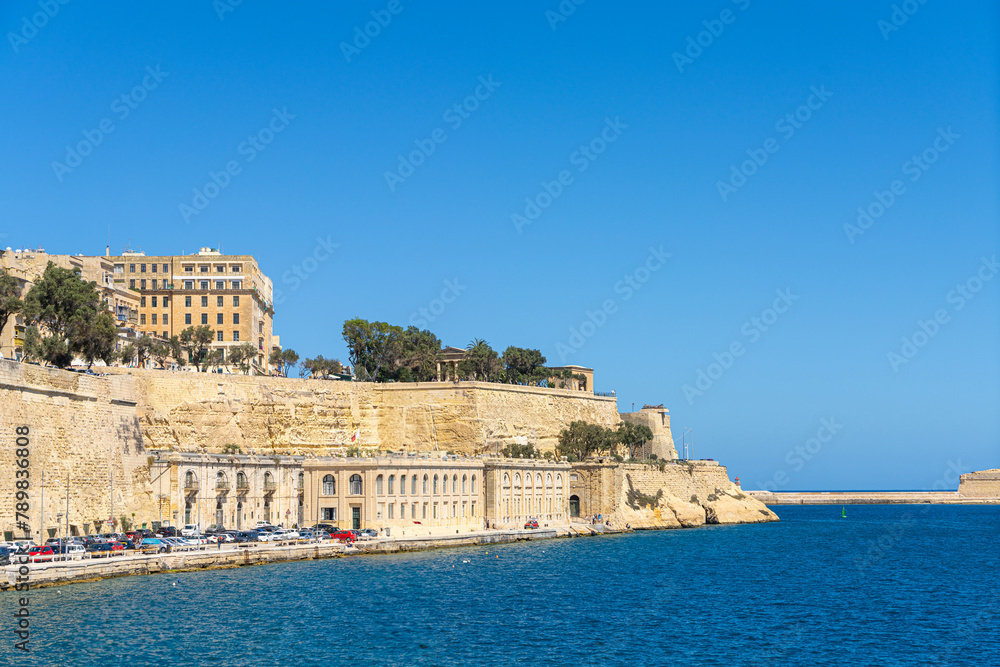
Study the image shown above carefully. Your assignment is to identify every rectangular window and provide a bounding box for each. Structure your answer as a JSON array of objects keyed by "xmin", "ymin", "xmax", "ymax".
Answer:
[
  {"xmin": 114, "ymin": 264, "xmax": 124, "ymax": 273},
  {"xmin": 232, "ymin": 264, "xmax": 242, "ymax": 273},
  {"xmin": 200, "ymin": 265, "xmax": 209, "ymax": 273},
  {"xmin": 422, "ymin": 503, "xmax": 427, "ymax": 519},
  {"xmin": 129, "ymin": 279, "xmax": 135, "ymax": 289},
  {"xmin": 184, "ymin": 265, "xmax": 193, "ymax": 273},
  {"xmin": 462, "ymin": 501, "xmax": 467, "ymax": 517},
  {"xmin": 200, "ymin": 281, "xmax": 209, "ymax": 290},
  {"xmin": 151, "ymin": 264, "xmax": 157, "ymax": 273},
  {"xmin": 388, "ymin": 504, "xmax": 394, "ymax": 519},
  {"xmin": 185, "ymin": 296, "xmax": 191, "ymax": 307},
  {"xmin": 151, "ymin": 296, "xmax": 157, "ymax": 307},
  {"xmin": 216, "ymin": 265, "xmax": 225, "ymax": 273},
  {"xmin": 452, "ymin": 502, "xmax": 457, "ymax": 518},
  {"xmin": 140, "ymin": 279, "xmax": 146, "ymax": 289},
  {"xmin": 215, "ymin": 281, "xmax": 225, "ymax": 290},
  {"xmin": 471, "ymin": 502, "xmax": 476, "ymax": 517},
  {"xmin": 201, "ymin": 296, "xmax": 208, "ymax": 307},
  {"xmin": 217, "ymin": 313, "xmax": 223, "ymax": 325},
  {"xmin": 163, "ymin": 314, "xmax": 168, "ymax": 324},
  {"xmin": 163, "ymin": 297, "xmax": 169, "ymax": 307},
  {"xmin": 432, "ymin": 503, "xmax": 438, "ymax": 519},
  {"xmin": 140, "ymin": 314, "xmax": 146, "ymax": 325},
  {"xmin": 184, "ymin": 280, "xmax": 193, "ymax": 290},
  {"xmin": 129, "ymin": 264, "xmax": 135, "ymax": 273},
  {"xmin": 216, "ymin": 331, "xmax": 223, "ymax": 341},
  {"xmin": 217, "ymin": 296, "xmax": 224, "ymax": 307},
  {"xmin": 163, "ymin": 264, "xmax": 168, "ymax": 273},
  {"xmin": 151, "ymin": 279, "xmax": 157, "ymax": 289},
  {"xmin": 140, "ymin": 264, "xmax": 146, "ymax": 273},
  {"xmin": 233, "ymin": 296, "xmax": 239, "ymax": 307},
  {"xmin": 151, "ymin": 314, "xmax": 157, "ymax": 325},
  {"xmin": 140, "ymin": 297, "xmax": 146, "ymax": 307},
  {"xmin": 233, "ymin": 313, "xmax": 239, "ymax": 324},
  {"xmin": 377, "ymin": 503, "xmax": 384, "ymax": 520},
  {"xmin": 185, "ymin": 313, "xmax": 191, "ymax": 325},
  {"xmin": 411, "ymin": 504, "xmax": 416, "ymax": 519},
  {"xmin": 201, "ymin": 313, "xmax": 208, "ymax": 325},
  {"xmin": 162, "ymin": 331, "xmax": 167, "ymax": 338},
  {"xmin": 233, "ymin": 331, "xmax": 239, "ymax": 342},
  {"xmin": 322, "ymin": 508, "xmax": 336, "ymax": 521},
  {"xmin": 232, "ymin": 280, "xmax": 241, "ymax": 289}
]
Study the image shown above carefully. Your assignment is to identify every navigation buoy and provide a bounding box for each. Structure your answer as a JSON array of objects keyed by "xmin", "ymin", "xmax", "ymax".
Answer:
[{"xmin": 841, "ymin": 505, "xmax": 847, "ymax": 519}]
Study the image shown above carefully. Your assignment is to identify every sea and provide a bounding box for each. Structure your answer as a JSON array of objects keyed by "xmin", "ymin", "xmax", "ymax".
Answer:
[{"xmin": 1, "ymin": 505, "xmax": 997, "ymax": 666}]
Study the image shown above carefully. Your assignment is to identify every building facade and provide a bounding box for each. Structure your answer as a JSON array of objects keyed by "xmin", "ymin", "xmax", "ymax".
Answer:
[
  {"xmin": 106, "ymin": 247, "xmax": 277, "ymax": 373},
  {"xmin": 484, "ymin": 458, "xmax": 572, "ymax": 529},
  {"xmin": 150, "ymin": 451, "xmax": 305, "ymax": 531}
]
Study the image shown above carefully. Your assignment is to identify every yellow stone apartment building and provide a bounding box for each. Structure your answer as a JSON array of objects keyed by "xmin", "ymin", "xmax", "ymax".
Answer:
[
  {"xmin": 1, "ymin": 246, "xmax": 278, "ymax": 373},
  {"xmin": 103, "ymin": 247, "xmax": 278, "ymax": 372}
]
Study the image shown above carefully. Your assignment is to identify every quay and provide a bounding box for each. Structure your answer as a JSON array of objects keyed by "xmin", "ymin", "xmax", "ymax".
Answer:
[
  {"xmin": 747, "ymin": 490, "xmax": 1000, "ymax": 505},
  {"xmin": 1, "ymin": 524, "xmax": 623, "ymax": 591}
]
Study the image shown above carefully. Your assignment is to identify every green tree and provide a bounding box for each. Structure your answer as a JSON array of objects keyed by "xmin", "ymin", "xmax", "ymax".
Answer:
[
  {"xmin": 398, "ymin": 327, "xmax": 442, "ymax": 382},
  {"xmin": 178, "ymin": 325, "xmax": 214, "ymax": 371},
  {"xmin": 459, "ymin": 339, "xmax": 501, "ymax": 382},
  {"xmin": 149, "ymin": 340, "xmax": 171, "ymax": 369},
  {"xmin": 134, "ymin": 335, "xmax": 155, "ymax": 367},
  {"xmin": 269, "ymin": 348, "xmax": 300, "ymax": 376},
  {"xmin": 119, "ymin": 342, "xmax": 137, "ymax": 366},
  {"xmin": 21, "ymin": 326, "xmax": 45, "ymax": 364},
  {"xmin": 21, "ymin": 262, "xmax": 118, "ymax": 368},
  {"xmin": 302, "ymin": 355, "xmax": 344, "ymax": 379},
  {"xmin": 617, "ymin": 421, "xmax": 655, "ymax": 459},
  {"xmin": 342, "ymin": 318, "xmax": 402, "ymax": 382},
  {"xmin": 205, "ymin": 348, "xmax": 225, "ymax": 372},
  {"xmin": 0, "ymin": 269, "xmax": 23, "ymax": 340},
  {"xmin": 168, "ymin": 336, "xmax": 185, "ymax": 367},
  {"xmin": 501, "ymin": 346, "xmax": 547, "ymax": 384},
  {"xmin": 556, "ymin": 421, "xmax": 618, "ymax": 460},
  {"xmin": 500, "ymin": 442, "xmax": 539, "ymax": 458},
  {"xmin": 229, "ymin": 342, "xmax": 260, "ymax": 374}
]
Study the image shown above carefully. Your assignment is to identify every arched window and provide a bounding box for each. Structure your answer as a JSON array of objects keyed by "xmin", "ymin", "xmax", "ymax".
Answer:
[
  {"xmin": 399, "ymin": 475, "xmax": 406, "ymax": 494},
  {"xmin": 216, "ymin": 471, "xmax": 227, "ymax": 490},
  {"xmin": 545, "ymin": 473, "xmax": 552, "ymax": 488},
  {"xmin": 264, "ymin": 471, "xmax": 273, "ymax": 488},
  {"xmin": 298, "ymin": 472, "xmax": 304, "ymax": 489},
  {"xmin": 536, "ymin": 473, "xmax": 543, "ymax": 488},
  {"xmin": 452, "ymin": 474, "xmax": 458, "ymax": 494},
  {"xmin": 462, "ymin": 475, "xmax": 468, "ymax": 493},
  {"xmin": 502, "ymin": 473, "xmax": 510, "ymax": 488},
  {"xmin": 322, "ymin": 474, "xmax": 335, "ymax": 495},
  {"xmin": 423, "ymin": 475, "xmax": 428, "ymax": 493},
  {"xmin": 412, "ymin": 475, "xmax": 418, "ymax": 494},
  {"xmin": 514, "ymin": 473, "xmax": 521, "ymax": 488},
  {"xmin": 556, "ymin": 474, "xmax": 563, "ymax": 488},
  {"xmin": 350, "ymin": 474, "xmax": 362, "ymax": 495},
  {"xmin": 376, "ymin": 475, "xmax": 384, "ymax": 494},
  {"xmin": 388, "ymin": 475, "xmax": 395, "ymax": 494},
  {"xmin": 184, "ymin": 471, "xmax": 196, "ymax": 488},
  {"xmin": 472, "ymin": 475, "xmax": 477, "ymax": 493},
  {"xmin": 237, "ymin": 471, "xmax": 247, "ymax": 488},
  {"xmin": 524, "ymin": 474, "xmax": 531, "ymax": 490},
  {"xmin": 433, "ymin": 475, "xmax": 439, "ymax": 494}
]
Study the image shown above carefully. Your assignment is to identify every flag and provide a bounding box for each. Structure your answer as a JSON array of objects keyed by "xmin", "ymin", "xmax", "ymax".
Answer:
[{"xmin": 351, "ymin": 429, "xmax": 360, "ymax": 443}]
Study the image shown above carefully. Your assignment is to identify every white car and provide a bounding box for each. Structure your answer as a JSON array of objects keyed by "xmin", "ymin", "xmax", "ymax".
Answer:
[
  {"xmin": 181, "ymin": 524, "xmax": 200, "ymax": 537},
  {"xmin": 256, "ymin": 531, "xmax": 274, "ymax": 542}
]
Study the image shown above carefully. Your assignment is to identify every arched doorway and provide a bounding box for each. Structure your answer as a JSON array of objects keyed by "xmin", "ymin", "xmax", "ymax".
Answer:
[
  {"xmin": 215, "ymin": 502, "xmax": 224, "ymax": 527},
  {"xmin": 569, "ymin": 495, "xmax": 580, "ymax": 518},
  {"xmin": 236, "ymin": 501, "xmax": 243, "ymax": 529}
]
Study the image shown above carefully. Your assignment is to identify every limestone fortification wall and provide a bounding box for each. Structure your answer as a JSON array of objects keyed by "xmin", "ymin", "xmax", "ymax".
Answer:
[
  {"xmin": 100, "ymin": 369, "xmax": 621, "ymax": 456},
  {"xmin": 959, "ymin": 469, "xmax": 1000, "ymax": 498},
  {"xmin": 0, "ymin": 360, "xmax": 157, "ymax": 540}
]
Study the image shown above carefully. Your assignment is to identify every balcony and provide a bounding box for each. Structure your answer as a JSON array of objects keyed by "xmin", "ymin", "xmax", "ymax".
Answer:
[
  {"xmin": 215, "ymin": 480, "xmax": 230, "ymax": 492},
  {"xmin": 236, "ymin": 481, "xmax": 250, "ymax": 495},
  {"xmin": 183, "ymin": 480, "xmax": 199, "ymax": 493},
  {"xmin": 263, "ymin": 481, "xmax": 277, "ymax": 493}
]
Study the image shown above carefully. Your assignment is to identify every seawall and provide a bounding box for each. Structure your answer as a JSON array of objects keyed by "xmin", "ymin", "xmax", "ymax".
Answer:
[{"xmin": 747, "ymin": 490, "xmax": 1000, "ymax": 505}]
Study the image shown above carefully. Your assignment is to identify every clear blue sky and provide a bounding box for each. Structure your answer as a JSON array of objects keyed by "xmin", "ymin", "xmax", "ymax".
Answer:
[{"xmin": 3, "ymin": 1, "xmax": 997, "ymax": 490}]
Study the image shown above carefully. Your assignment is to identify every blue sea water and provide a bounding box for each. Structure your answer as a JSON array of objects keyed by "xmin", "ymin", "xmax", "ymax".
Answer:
[{"xmin": 1, "ymin": 505, "xmax": 997, "ymax": 666}]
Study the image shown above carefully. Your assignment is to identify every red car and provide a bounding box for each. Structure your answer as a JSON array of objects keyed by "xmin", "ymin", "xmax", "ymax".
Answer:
[
  {"xmin": 331, "ymin": 531, "xmax": 354, "ymax": 543},
  {"xmin": 28, "ymin": 546, "xmax": 54, "ymax": 562},
  {"xmin": 524, "ymin": 519, "xmax": 539, "ymax": 530}
]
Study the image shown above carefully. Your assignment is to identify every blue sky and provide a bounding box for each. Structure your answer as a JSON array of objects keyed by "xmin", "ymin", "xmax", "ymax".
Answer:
[{"xmin": 2, "ymin": 1, "xmax": 997, "ymax": 489}]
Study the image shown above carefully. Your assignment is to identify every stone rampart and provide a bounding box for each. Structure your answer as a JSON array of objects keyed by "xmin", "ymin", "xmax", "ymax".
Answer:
[{"xmin": 958, "ymin": 469, "xmax": 1000, "ymax": 498}]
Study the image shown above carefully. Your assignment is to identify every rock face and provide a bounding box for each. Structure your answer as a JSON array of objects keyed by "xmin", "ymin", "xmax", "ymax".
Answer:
[
  {"xmin": 102, "ymin": 369, "xmax": 622, "ymax": 456},
  {"xmin": 703, "ymin": 489, "xmax": 778, "ymax": 524}
]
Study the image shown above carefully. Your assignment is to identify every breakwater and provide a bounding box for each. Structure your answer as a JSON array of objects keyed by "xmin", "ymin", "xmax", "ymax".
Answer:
[{"xmin": 748, "ymin": 490, "xmax": 1000, "ymax": 505}]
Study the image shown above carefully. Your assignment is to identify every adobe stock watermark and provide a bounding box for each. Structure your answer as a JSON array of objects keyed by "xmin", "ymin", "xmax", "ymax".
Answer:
[
  {"xmin": 178, "ymin": 106, "xmax": 295, "ymax": 224},
  {"xmin": 844, "ymin": 127, "xmax": 959, "ymax": 244},
  {"xmin": 756, "ymin": 417, "xmax": 844, "ymax": 491},
  {"xmin": 887, "ymin": 254, "xmax": 997, "ymax": 373},
  {"xmin": 384, "ymin": 75, "xmax": 501, "ymax": 192},
  {"xmin": 340, "ymin": 0, "xmax": 411, "ymax": 63},
  {"xmin": 682, "ymin": 288, "xmax": 798, "ymax": 404},
  {"xmin": 273, "ymin": 236, "xmax": 339, "ymax": 306},
  {"xmin": 7, "ymin": 0, "xmax": 70, "ymax": 53},
  {"xmin": 555, "ymin": 246, "xmax": 669, "ymax": 361},
  {"xmin": 409, "ymin": 279, "xmax": 467, "ymax": 328},
  {"xmin": 51, "ymin": 66, "xmax": 169, "ymax": 183},
  {"xmin": 673, "ymin": 0, "xmax": 751, "ymax": 73},
  {"xmin": 716, "ymin": 85, "xmax": 832, "ymax": 202},
  {"xmin": 214, "ymin": 0, "xmax": 243, "ymax": 21},
  {"xmin": 511, "ymin": 117, "xmax": 628, "ymax": 234},
  {"xmin": 878, "ymin": 0, "xmax": 929, "ymax": 41},
  {"xmin": 545, "ymin": 0, "xmax": 587, "ymax": 31}
]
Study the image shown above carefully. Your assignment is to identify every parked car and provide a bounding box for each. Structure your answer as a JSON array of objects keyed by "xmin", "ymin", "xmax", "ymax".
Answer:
[
  {"xmin": 139, "ymin": 538, "xmax": 168, "ymax": 554},
  {"xmin": 87, "ymin": 543, "xmax": 117, "ymax": 558},
  {"xmin": 0, "ymin": 546, "xmax": 12, "ymax": 566},
  {"xmin": 256, "ymin": 531, "xmax": 275, "ymax": 543},
  {"xmin": 360, "ymin": 528, "xmax": 378, "ymax": 539},
  {"xmin": 254, "ymin": 521, "xmax": 273, "ymax": 529},
  {"xmin": 28, "ymin": 546, "xmax": 55, "ymax": 562},
  {"xmin": 58, "ymin": 544, "xmax": 88, "ymax": 560},
  {"xmin": 156, "ymin": 526, "xmax": 179, "ymax": 538},
  {"xmin": 524, "ymin": 519, "xmax": 539, "ymax": 529},
  {"xmin": 331, "ymin": 531, "xmax": 354, "ymax": 543},
  {"xmin": 181, "ymin": 524, "xmax": 200, "ymax": 537}
]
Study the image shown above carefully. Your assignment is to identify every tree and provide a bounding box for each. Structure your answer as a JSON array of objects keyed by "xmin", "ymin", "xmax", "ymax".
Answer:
[
  {"xmin": 556, "ymin": 421, "xmax": 618, "ymax": 460},
  {"xmin": 500, "ymin": 442, "xmax": 539, "ymax": 459},
  {"xmin": 178, "ymin": 325, "xmax": 214, "ymax": 371},
  {"xmin": 119, "ymin": 343, "xmax": 137, "ymax": 366},
  {"xmin": 269, "ymin": 348, "xmax": 299, "ymax": 377},
  {"xmin": 0, "ymin": 269, "xmax": 23, "ymax": 340},
  {"xmin": 150, "ymin": 340, "xmax": 171, "ymax": 369},
  {"xmin": 229, "ymin": 342, "xmax": 260, "ymax": 374},
  {"xmin": 168, "ymin": 336, "xmax": 185, "ymax": 367},
  {"xmin": 134, "ymin": 335, "xmax": 155, "ymax": 367},
  {"xmin": 398, "ymin": 327, "xmax": 442, "ymax": 382},
  {"xmin": 617, "ymin": 421, "xmax": 655, "ymax": 459},
  {"xmin": 302, "ymin": 355, "xmax": 344, "ymax": 379},
  {"xmin": 205, "ymin": 348, "xmax": 225, "ymax": 372},
  {"xmin": 459, "ymin": 339, "xmax": 501, "ymax": 382},
  {"xmin": 21, "ymin": 262, "xmax": 118, "ymax": 368},
  {"xmin": 342, "ymin": 318, "xmax": 402, "ymax": 382},
  {"xmin": 501, "ymin": 346, "xmax": 547, "ymax": 384},
  {"xmin": 21, "ymin": 326, "xmax": 44, "ymax": 364}
]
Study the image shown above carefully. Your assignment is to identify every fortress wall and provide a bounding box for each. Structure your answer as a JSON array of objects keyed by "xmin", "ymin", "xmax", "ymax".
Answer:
[
  {"xmin": 99, "ymin": 370, "xmax": 621, "ymax": 456},
  {"xmin": 0, "ymin": 360, "xmax": 157, "ymax": 539},
  {"xmin": 959, "ymin": 470, "xmax": 1000, "ymax": 498}
]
